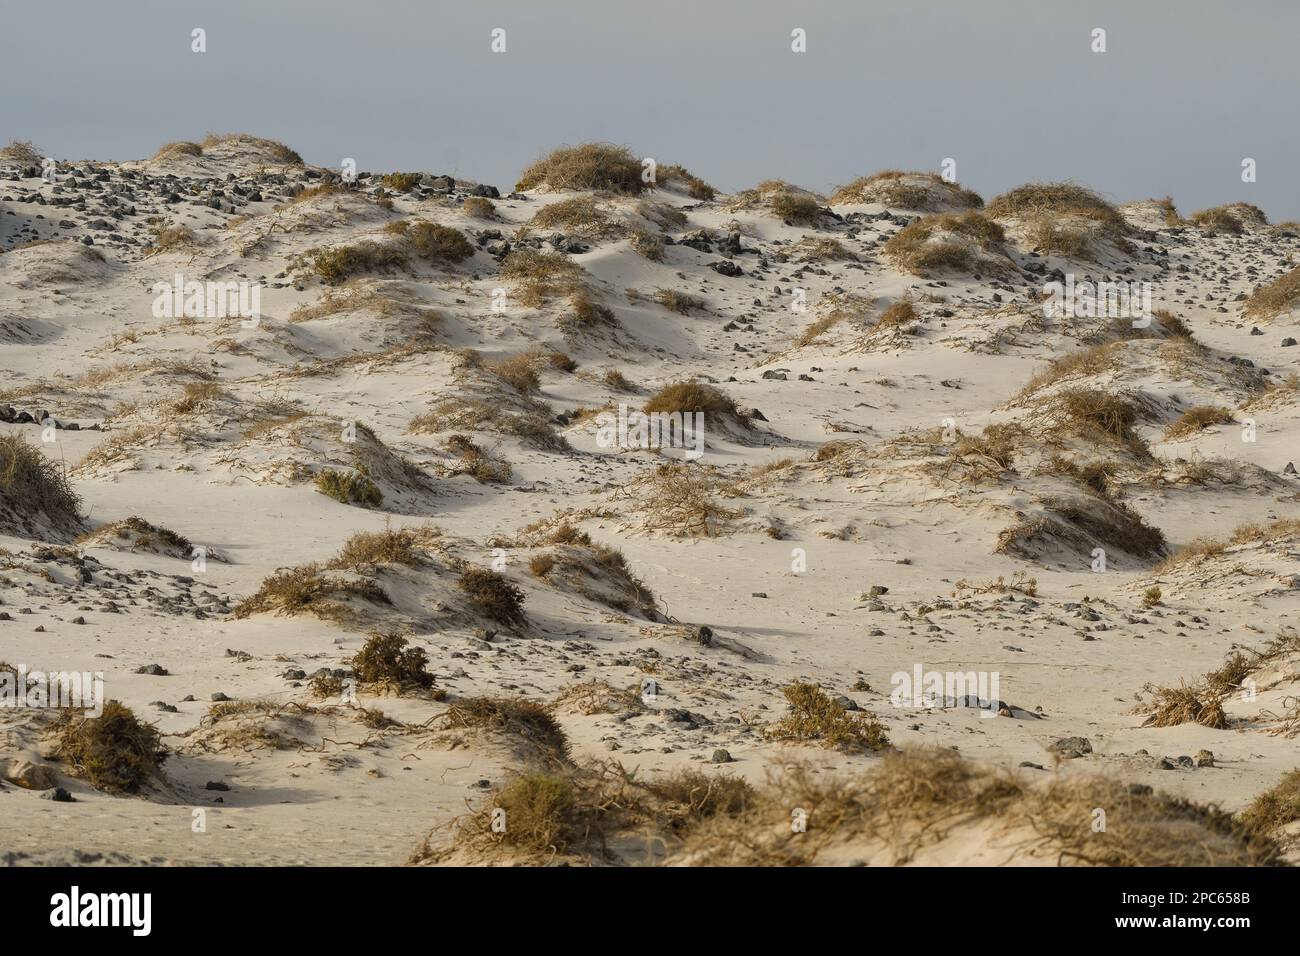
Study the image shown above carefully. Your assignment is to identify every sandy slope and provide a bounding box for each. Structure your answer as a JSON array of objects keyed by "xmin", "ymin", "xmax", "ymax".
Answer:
[{"xmin": 1, "ymin": 143, "xmax": 1298, "ymax": 865}]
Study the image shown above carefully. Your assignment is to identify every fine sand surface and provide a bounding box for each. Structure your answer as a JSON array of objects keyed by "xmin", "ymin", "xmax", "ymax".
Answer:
[{"xmin": 1, "ymin": 139, "xmax": 1297, "ymax": 865}]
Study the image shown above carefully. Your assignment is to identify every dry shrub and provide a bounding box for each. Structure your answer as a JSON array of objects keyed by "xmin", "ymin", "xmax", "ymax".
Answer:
[
  {"xmin": 1, "ymin": 139, "xmax": 43, "ymax": 162},
  {"xmin": 1140, "ymin": 682, "xmax": 1228, "ymax": 729},
  {"xmin": 52, "ymin": 701, "xmax": 166, "ymax": 793},
  {"xmin": 149, "ymin": 224, "xmax": 199, "ymax": 253},
  {"xmin": 1142, "ymin": 585, "xmax": 1162, "ymax": 607},
  {"xmin": 350, "ymin": 631, "xmax": 433, "ymax": 687},
  {"xmin": 0, "ymin": 434, "xmax": 82, "ymax": 534},
  {"xmin": 516, "ymin": 143, "xmax": 645, "ymax": 194},
  {"xmin": 764, "ymin": 683, "xmax": 890, "ymax": 753},
  {"xmin": 637, "ymin": 463, "xmax": 742, "ymax": 537},
  {"xmin": 531, "ymin": 540, "xmax": 657, "ymax": 618},
  {"xmin": 444, "ymin": 434, "xmax": 511, "ymax": 483},
  {"xmin": 501, "ymin": 248, "xmax": 585, "ymax": 307},
  {"xmin": 400, "ymin": 221, "xmax": 475, "ymax": 263},
  {"xmin": 233, "ymin": 564, "xmax": 390, "ymax": 621},
  {"xmin": 457, "ymin": 567, "xmax": 526, "ymax": 626},
  {"xmin": 328, "ymin": 527, "xmax": 436, "ymax": 569},
  {"xmin": 1026, "ymin": 216, "xmax": 1094, "ymax": 259},
  {"xmin": 439, "ymin": 697, "xmax": 569, "ymax": 763},
  {"xmin": 1163, "ymin": 405, "xmax": 1233, "ymax": 440},
  {"xmin": 954, "ymin": 423, "xmax": 1020, "ymax": 469},
  {"xmin": 549, "ymin": 679, "xmax": 644, "ymax": 716}
]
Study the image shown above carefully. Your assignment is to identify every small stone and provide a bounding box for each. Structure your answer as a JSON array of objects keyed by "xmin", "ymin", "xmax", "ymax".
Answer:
[{"xmin": 711, "ymin": 749, "xmax": 733, "ymax": 764}]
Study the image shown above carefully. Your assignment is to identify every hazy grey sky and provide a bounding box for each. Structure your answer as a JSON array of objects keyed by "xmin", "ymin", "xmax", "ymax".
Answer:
[{"xmin": 5, "ymin": 0, "xmax": 1297, "ymax": 218}]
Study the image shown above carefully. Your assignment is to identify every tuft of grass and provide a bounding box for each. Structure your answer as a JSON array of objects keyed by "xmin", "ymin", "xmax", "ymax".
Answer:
[
  {"xmin": 457, "ymin": 567, "xmax": 526, "ymax": 626},
  {"xmin": 1244, "ymin": 265, "xmax": 1300, "ymax": 319},
  {"xmin": 1163, "ymin": 405, "xmax": 1233, "ymax": 440},
  {"xmin": 765, "ymin": 683, "xmax": 890, "ymax": 753},
  {"xmin": 643, "ymin": 381, "xmax": 738, "ymax": 418},
  {"xmin": 830, "ymin": 170, "xmax": 982, "ymax": 210},
  {"xmin": 171, "ymin": 380, "xmax": 225, "ymax": 414},
  {"xmin": 1142, "ymin": 585, "xmax": 1162, "ymax": 607},
  {"xmin": 380, "ymin": 172, "xmax": 422, "ymax": 192},
  {"xmin": 1152, "ymin": 308, "xmax": 1194, "ymax": 339},
  {"xmin": 490, "ymin": 354, "xmax": 542, "ymax": 393},
  {"xmin": 769, "ymin": 190, "xmax": 824, "ymax": 224},
  {"xmin": 656, "ymin": 164, "xmax": 716, "ymax": 200},
  {"xmin": 0, "ymin": 434, "xmax": 82, "ymax": 533},
  {"xmin": 501, "ymin": 248, "xmax": 585, "ymax": 307},
  {"xmin": 629, "ymin": 228, "xmax": 665, "ymax": 261},
  {"xmin": 873, "ymin": 300, "xmax": 919, "ymax": 332},
  {"xmin": 883, "ymin": 211, "xmax": 1005, "ymax": 274},
  {"xmin": 1156, "ymin": 518, "xmax": 1300, "ymax": 572},
  {"xmin": 516, "ymin": 143, "xmax": 645, "ymax": 194},
  {"xmin": 315, "ymin": 468, "xmax": 383, "ymax": 507},
  {"xmin": 653, "ymin": 288, "xmax": 705, "ymax": 314},
  {"xmin": 462, "ymin": 196, "xmax": 496, "ymax": 219},
  {"xmin": 1239, "ymin": 770, "xmax": 1300, "ymax": 836},
  {"xmin": 306, "ymin": 241, "xmax": 408, "ymax": 284},
  {"xmin": 1189, "ymin": 203, "xmax": 1267, "ymax": 235},
  {"xmin": 443, "ymin": 434, "xmax": 512, "ymax": 483},
  {"xmin": 52, "ymin": 701, "xmax": 166, "ymax": 793},
  {"xmin": 986, "ymin": 181, "xmax": 1126, "ymax": 234},
  {"xmin": 151, "ymin": 140, "xmax": 203, "ymax": 161},
  {"xmin": 526, "ymin": 196, "xmax": 616, "ymax": 237},
  {"xmin": 200, "ymin": 133, "xmax": 302, "ymax": 164}
]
